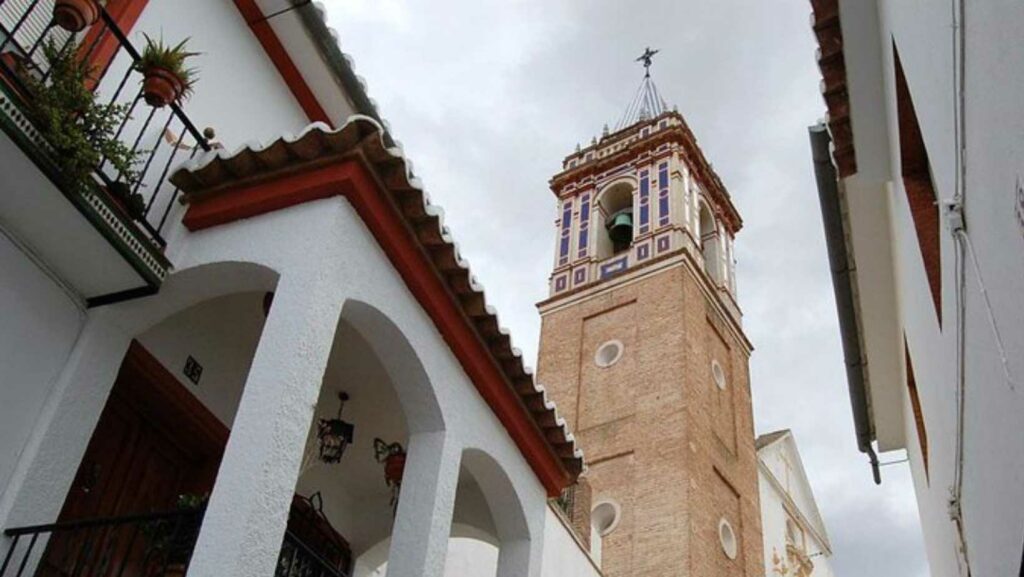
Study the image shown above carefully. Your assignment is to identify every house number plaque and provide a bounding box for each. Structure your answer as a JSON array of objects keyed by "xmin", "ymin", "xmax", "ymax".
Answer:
[{"xmin": 184, "ymin": 356, "xmax": 203, "ymax": 385}]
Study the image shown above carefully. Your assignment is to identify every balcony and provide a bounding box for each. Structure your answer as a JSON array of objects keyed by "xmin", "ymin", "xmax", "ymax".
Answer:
[
  {"xmin": 1, "ymin": 496, "xmax": 350, "ymax": 577},
  {"xmin": 0, "ymin": 0, "xmax": 209, "ymax": 305}
]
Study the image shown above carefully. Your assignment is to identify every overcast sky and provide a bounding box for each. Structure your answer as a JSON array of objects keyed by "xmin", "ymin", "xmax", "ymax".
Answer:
[{"xmin": 323, "ymin": 1, "xmax": 929, "ymax": 575}]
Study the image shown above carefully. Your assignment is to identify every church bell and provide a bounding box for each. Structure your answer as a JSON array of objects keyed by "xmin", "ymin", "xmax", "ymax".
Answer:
[{"xmin": 606, "ymin": 208, "xmax": 634, "ymax": 252}]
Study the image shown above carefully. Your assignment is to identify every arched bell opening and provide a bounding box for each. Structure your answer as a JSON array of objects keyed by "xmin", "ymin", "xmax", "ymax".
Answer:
[
  {"xmin": 698, "ymin": 200, "xmax": 722, "ymax": 284},
  {"xmin": 596, "ymin": 180, "xmax": 636, "ymax": 259}
]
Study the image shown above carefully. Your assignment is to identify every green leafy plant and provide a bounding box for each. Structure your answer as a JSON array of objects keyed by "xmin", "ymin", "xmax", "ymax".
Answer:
[
  {"xmin": 176, "ymin": 492, "xmax": 209, "ymax": 510},
  {"xmin": 21, "ymin": 41, "xmax": 141, "ymax": 195},
  {"xmin": 137, "ymin": 33, "xmax": 199, "ymax": 100},
  {"xmin": 140, "ymin": 493, "xmax": 208, "ymax": 566}
]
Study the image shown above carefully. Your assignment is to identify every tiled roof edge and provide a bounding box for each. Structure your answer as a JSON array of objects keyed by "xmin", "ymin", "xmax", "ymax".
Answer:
[{"xmin": 171, "ymin": 116, "xmax": 585, "ymax": 479}]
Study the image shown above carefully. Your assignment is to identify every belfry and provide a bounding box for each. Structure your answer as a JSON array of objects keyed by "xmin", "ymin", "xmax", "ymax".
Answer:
[{"xmin": 537, "ymin": 51, "xmax": 763, "ymax": 576}]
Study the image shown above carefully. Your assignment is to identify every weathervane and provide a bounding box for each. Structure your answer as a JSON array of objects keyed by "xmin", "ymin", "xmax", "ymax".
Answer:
[{"xmin": 636, "ymin": 47, "xmax": 660, "ymax": 78}]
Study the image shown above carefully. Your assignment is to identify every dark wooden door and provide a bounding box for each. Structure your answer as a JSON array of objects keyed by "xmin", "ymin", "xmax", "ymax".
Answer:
[{"xmin": 38, "ymin": 342, "xmax": 228, "ymax": 577}]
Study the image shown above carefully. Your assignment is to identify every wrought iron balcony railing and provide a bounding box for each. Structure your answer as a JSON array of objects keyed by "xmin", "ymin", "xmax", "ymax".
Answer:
[
  {"xmin": 1, "ymin": 509, "xmax": 351, "ymax": 577},
  {"xmin": 0, "ymin": 0, "xmax": 210, "ymax": 249},
  {"xmin": 1, "ymin": 508, "xmax": 205, "ymax": 577}
]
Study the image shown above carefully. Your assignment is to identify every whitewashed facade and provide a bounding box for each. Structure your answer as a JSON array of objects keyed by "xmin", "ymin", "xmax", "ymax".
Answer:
[
  {"xmin": 0, "ymin": 2, "xmax": 591, "ymax": 577},
  {"xmin": 757, "ymin": 431, "xmax": 835, "ymax": 577},
  {"xmin": 809, "ymin": 1, "xmax": 1024, "ymax": 576}
]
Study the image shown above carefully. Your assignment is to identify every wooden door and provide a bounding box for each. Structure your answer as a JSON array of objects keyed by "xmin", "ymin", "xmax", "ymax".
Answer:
[{"xmin": 38, "ymin": 341, "xmax": 228, "ymax": 577}]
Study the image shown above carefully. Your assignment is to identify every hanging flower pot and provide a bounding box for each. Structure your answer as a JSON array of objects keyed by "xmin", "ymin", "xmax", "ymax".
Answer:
[
  {"xmin": 136, "ymin": 34, "xmax": 199, "ymax": 108},
  {"xmin": 53, "ymin": 0, "xmax": 100, "ymax": 33},
  {"xmin": 384, "ymin": 452, "xmax": 406, "ymax": 487},
  {"xmin": 141, "ymin": 66, "xmax": 184, "ymax": 108},
  {"xmin": 374, "ymin": 438, "xmax": 406, "ymax": 514}
]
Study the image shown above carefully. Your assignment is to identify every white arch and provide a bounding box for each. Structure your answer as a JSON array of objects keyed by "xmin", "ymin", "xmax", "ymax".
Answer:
[
  {"xmin": 459, "ymin": 448, "xmax": 534, "ymax": 577},
  {"xmin": 698, "ymin": 199, "xmax": 722, "ymax": 285},
  {"xmin": 109, "ymin": 260, "xmax": 280, "ymax": 336},
  {"xmin": 0, "ymin": 259, "xmax": 281, "ymax": 533},
  {"xmin": 340, "ymin": 299, "xmax": 444, "ymax": 435}
]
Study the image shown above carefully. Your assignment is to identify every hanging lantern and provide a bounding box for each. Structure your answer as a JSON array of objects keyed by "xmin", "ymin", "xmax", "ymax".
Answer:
[{"xmin": 317, "ymin": 392, "xmax": 354, "ymax": 464}]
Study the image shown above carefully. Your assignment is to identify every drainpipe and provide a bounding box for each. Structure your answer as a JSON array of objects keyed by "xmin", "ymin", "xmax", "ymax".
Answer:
[{"xmin": 808, "ymin": 124, "xmax": 881, "ymax": 485}]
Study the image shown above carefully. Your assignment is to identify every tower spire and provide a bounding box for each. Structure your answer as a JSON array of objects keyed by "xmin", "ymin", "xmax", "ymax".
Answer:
[{"xmin": 616, "ymin": 47, "xmax": 669, "ymax": 131}]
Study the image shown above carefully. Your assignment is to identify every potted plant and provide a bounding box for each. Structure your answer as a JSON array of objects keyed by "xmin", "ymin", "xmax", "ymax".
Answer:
[
  {"xmin": 107, "ymin": 180, "xmax": 147, "ymax": 221},
  {"xmin": 136, "ymin": 34, "xmax": 198, "ymax": 108},
  {"xmin": 142, "ymin": 493, "xmax": 208, "ymax": 570},
  {"xmin": 53, "ymin": 0, "xmax": 100, "ymax": 33},
  {"xmin": 373, "ymin": 438, "xmax": 406, "ymax": 487},
  {"xmin": 21, "ymin": 41, "xmax": 142, "ymax": 198},
  {"xmin": 373, "ymin": 438, "xmax": 406, "ymax": 513}
]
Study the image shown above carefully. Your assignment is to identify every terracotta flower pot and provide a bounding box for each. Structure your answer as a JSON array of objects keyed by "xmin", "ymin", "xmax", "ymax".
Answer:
[
  {"xmin": 384, "ymin": 453, "xmax": 406, "ymax": 486},
  {"xmin": 53, "ymin": 0, "xmax": 100, "ymax": 33},
  {"xmin": 142, "ymin": 67, "xmax": 184, "ymax": 108}
]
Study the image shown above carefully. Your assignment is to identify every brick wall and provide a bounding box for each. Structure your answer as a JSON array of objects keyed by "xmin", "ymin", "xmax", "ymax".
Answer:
[{"xmin": 538, "ymin": 259, "xmax": 762, "ymax": 577}]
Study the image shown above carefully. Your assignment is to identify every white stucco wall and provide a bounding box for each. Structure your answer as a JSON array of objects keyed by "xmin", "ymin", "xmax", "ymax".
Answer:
[
  {"xmin": 839, "ymin": 2, "xmax": 1024, "ymax": 576},
  {"xmin": 160, "ymin": 197, "xmax": 553, "ymax": 577},
  {"xmin": 539, "ymin": 507, "xmax": 601, "ymax": 577},
  {"xmin": 0, "ymin": 231, "xmax": 84, "ymax": 500},
  {"xmin": 137, "ymin": 291, "xmax": 266, "ymax": 427},
  {"xmin": 0, "ymin": 196, "xmax": 563, "ymax": 577},
  {"xmin": 882, "ymin": 3, "xmax": 1024, "ymax": 576},
  {"xmin": 132, "ymin": 0, "xmax": 311, "ymax": 150}
]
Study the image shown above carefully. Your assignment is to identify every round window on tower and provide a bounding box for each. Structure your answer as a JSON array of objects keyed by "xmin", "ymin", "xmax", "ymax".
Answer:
[
  {"xmin": 718, "ymin": 518, "xmax": 738, "ymax": 559},
  {"xmin": 595, "ymin": 340, "xmax": 624, "ymax": 368},
  {"xmin": 591, "ymin": 500, "xmax": 622, "ymax": 536},
  {"xmin": 712, "ymin": 359, "xmax": 727, "ymax": 390}
]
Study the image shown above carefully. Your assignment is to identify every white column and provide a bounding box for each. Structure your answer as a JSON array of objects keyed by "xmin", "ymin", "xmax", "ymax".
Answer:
[
  {"xmin": 385, "ymin": 431, "xmax": 461, "ymax": 577},
  {"xmin": 0, "ymin": 314, "xmax": 130, "ymax": 530},
  {"xmin": 495, "ymin": 537, "xmax": 542, "ymax": 577},
  {"xmin": 717, "ymin": 227, "xmax": 729, "ymax": 287},
  {"xmin": 185, "ymin": 271, "xmax": 343, "ymax": 577}
]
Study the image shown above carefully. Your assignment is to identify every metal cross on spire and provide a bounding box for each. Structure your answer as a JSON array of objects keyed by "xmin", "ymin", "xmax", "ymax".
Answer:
[
  {"xmin": 615, "ymin": 48, "xmax": 669, "ymax": 130},
  {"xmin": 636, "ymin": 47, "xmax": 660, "ymax": 78}
]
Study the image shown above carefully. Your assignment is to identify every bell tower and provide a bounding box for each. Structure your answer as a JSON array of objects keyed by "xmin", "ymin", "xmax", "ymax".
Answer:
[{"xmin": 537, "ymin": 51, "xmax": 762, "ymax": 577}]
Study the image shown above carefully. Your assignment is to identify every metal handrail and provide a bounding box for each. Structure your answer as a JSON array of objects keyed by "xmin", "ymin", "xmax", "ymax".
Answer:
[
  {"xmin": 2, "ymin": 509, "xmax": 351, "ymax": 577},
  {"xmin": 1, "ymin": 507, "xmax": 205, "ymax": 577},
  {"xmin": 4, "ymin": 508, "xmax": 200, "ymax": 537},
  {"xmin": 280, "ymin": 529, "xmax": 351, "ymax": 577},
  {"xmin": 0, "ymin": 1, "xmax": 210, "ymax": 248}
]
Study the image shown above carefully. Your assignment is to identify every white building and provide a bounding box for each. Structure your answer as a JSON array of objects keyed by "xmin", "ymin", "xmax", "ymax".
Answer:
[
  {"xmin": 0, "ymin": 2, "xmax": 599, "ymax": 577},
  {"xmin": 757, "ymin": 431, "xmax": 835, "ymax": 577},
  {"xmin": 808, "ymin": 1, "xmax": 1024, "ymax": 576}
]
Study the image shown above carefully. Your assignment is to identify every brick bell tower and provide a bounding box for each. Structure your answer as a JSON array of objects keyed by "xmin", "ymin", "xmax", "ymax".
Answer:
[{"xmin": 537, "ymin": 50, "xmax": 762, "ymax": 577}]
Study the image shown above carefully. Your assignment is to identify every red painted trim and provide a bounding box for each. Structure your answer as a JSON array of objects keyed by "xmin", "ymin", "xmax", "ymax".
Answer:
[
  {"xmin": 182, "ymin": 163, "xmax": 348, "ymax": 230},
  {"xmin": 232, "ymin": 0, "xmax": 331, "ymax": 126},
  {"xmin": 82, "ymin": 0, "xmax": 149, "ymax": 84},
  {"xmin": 183, "ymin": 160, "xmax": 571, "ymax": 496}
]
